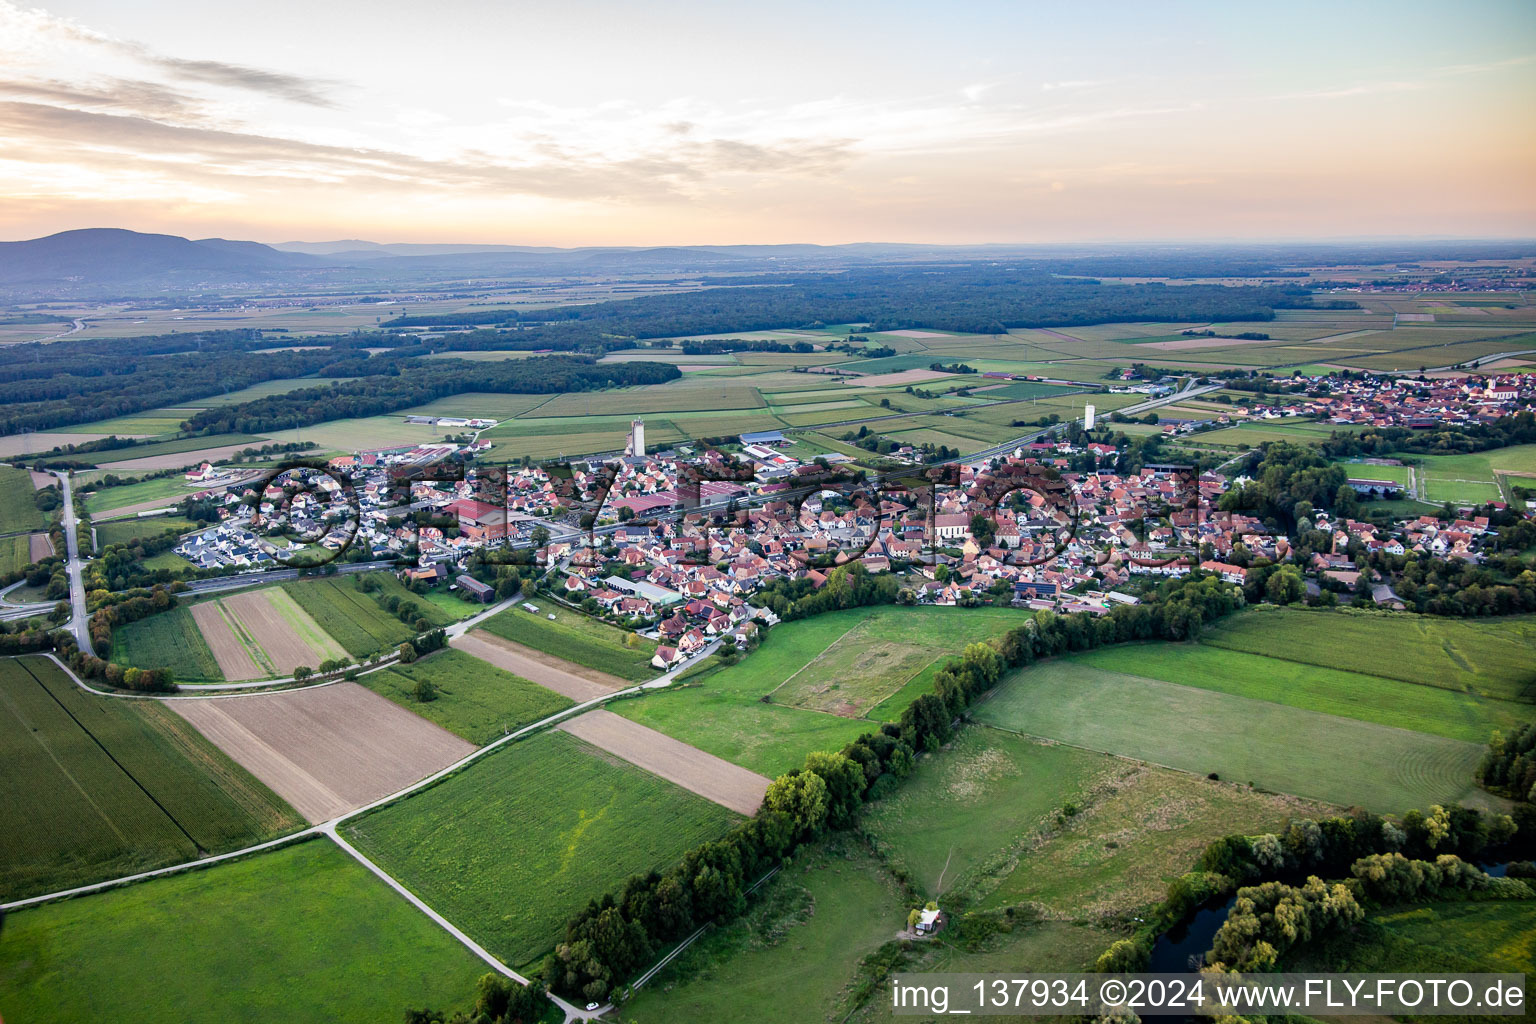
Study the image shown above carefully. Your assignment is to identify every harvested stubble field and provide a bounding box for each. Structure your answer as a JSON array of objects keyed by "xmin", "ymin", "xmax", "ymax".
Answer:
[
  {"xmin": 216, "ymin": 588, "xmax": 349, "ymax": 677},
  {"xmin": 171, "ymin": 681, "xmax": 475, "ymax": 823},
  {"xmin": 558, "ymin": 709, "xmax": 771, "ymax": 815},
  {"xmin": 0, "ymin": 657, "xmax": 302, "ymax": 900},
  {"xmin": 189, "ymin": 600, "xmax": 263, "ymax": 680},
  {"xmin": 453, "ymin": 629, "xmax": 624, "ymax": 701},
  {"xmin": 343, "ymin": 728, "xmax": 743, "ymax": 968}
]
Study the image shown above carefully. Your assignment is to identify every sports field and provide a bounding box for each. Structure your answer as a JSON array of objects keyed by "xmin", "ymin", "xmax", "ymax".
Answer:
[
  {"xmin": 0, "ymin": 839, "xmax": 488, "ymax": 1024},
  {"xmin": 343, "ymin": 728, "xmax": 742, "ymax": 968},
  {"xmin": 110, "ymin": 604, "xmax": 225, "ymax": 681},
  {"xmin": 363, "ymin": 648, "xmax": 573, "ymax": 744},
  {"xmin": 1201, "ymin": 607, "xmax": 1536, "ymax": 703},
  {"xmin": 479, "ymin": 603, "xmax": 657, "ymax": 681},
  {"xmin": 0, "ymin": 656, "xmax": 302, "ymax": 900},
  {"xmin": 974, "ymin": 660, "xmax": 1494, "ymax": 812}
]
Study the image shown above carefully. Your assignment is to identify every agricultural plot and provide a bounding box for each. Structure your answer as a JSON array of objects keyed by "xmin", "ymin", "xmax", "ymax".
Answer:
[
  {"xmin": 1074, "ymin": 643, "xmax": 1531, "ymax": 743},
  {"xmin": 1201, "ymin": 607, "xmax": 1536, "ymax": 703},
  {"xmin": 975, "ymin": 660, "xmax": 1495, "ymax": 813},
  {"xmin": 528, "ymin": 383, "xmax": 766, "ymax": 417},
  {"xmin": 171, "ymin": 682, "xmax": 475, "ymax": 823},
  {"xmin": 94, "ymin": 516, "xmax": 194, "ymax": 549},
  {"xmin": 280, "ymin": 576, "xmax": 419, "ymax": 658},
  {"xmin": 112, "ymin": 605, "xmax": 225, "ymax": 681},
  {"xmin": 343, "ymin": 729, "xmax": 742, "ymax": 968},
  {"xmin": 84, "ymin": 475, "xmax": 204, "ymax": 516},
  {"xmin": 188, "ymin": 601, "xmax": 263, "ymax": 679},
  {"xmin": 0, "ymin": 466, "xmax": 47, "ymax": 532},
  {"xmin": 0, "ymin": 839, "xmax": 488, "ymax": 1024},
  {"xmin": 558, "ymin": 709, "xmax": 772, "ymax": 815},
  {"xmin": 479, "ymin": 603, "xmax": 656, "ymax": 681},
  {"xmin": 454, "ymin": 629, "xmax": 624, "ymax": 701},
  {"xmin": 0, "ymin": 534, "xmax": 31, "ymax": 574},
  {"xmin": 220, "ymin": 588, "xmax": 350, "ymax": 676},
  {"xmin": 0, "ymin": 657, "xmax": 302, "ymax": 900},
  {"xmin": 363, "ymin": 648, "xmax": 573, "ymax": 745}
]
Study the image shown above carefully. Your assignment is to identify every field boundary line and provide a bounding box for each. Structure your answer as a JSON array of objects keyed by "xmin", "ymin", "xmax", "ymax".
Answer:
[{"xmin": 764, "ymin": 618, "xmax": 866, "ymax": 698}]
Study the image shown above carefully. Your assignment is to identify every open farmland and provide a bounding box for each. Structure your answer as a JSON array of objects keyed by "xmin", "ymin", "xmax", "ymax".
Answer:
[
  {"xmin": 558, "ymin": 709, "xmax": 772, "ymax": 815},
  {"xmin": 0, "ymin": 839, "xmax": 488, "ymax": 1024},
  {"xmin": 362, "ymin": 647, "xmax": 573, "ymax": 744},
  {"xmin": 1074, "ymin": 643, "xmax": 1531, "ymax": 743},
  {"xmin": 0, "ymin": 657, "xmax": 302, "ymax": 900},
  {"xmin": 1, "ymin": 534, "xmax": 32, "ymax": 574},
  {"xmin": 112, "ymin": 605, "xmax": 225, "ymax": 681},
  {"xmin": 974, "ymin": 659, "xmax": 1496, "ymax": 813},
  {"xmin": 191, "ymin": 588, "xmax": 351, "ymax": 677},
  {"xmin": 280, "ymin": 576, "xmax": 421, "ymax": 658},
  {"xmin": 171, "ymin": 682, "xmax": 475, "ymax": 823},
  {"xmin": 85, "ymin": 475, "xmax": 214, "ymax": 516},
  {"xmin": 479, "ymin": 603, "xmax": 657, "ymax": 681},
  {"xmin": 1201, "ymin": 607, "xmax": 1536, "ymax": 702},
  {"xmin": 453, "ymin": 629, "xmax": 625, "ymax": 701},
  {"xmin": 93, "ymin": 516, "xmax": 194, "ymax": 549},
  {"xmin": 343, "ymin": 728, "xmax": 742, "ymax": 968},
  {"xmin": 0, "ymin": 466, "xmax": 47, "ymax": 532}
]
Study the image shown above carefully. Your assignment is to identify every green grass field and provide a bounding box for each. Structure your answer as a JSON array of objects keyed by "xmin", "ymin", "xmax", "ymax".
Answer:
[
  {"xmin": 625, "ymin": 839, "xmax": 909, "ymax": 1024},
  {"xmin": 0, "ymin": 657, "xmax": 302, "ymax": 900},
  {"xmin": 974, "ymin": 659, "xmax": 1494, "ymax": 813},
  {"xmin": 1201, "ymin": 607, "xmax": 1536, "ymax": 703},
  {"xmin": 94, "ymin": 517, "xmax": 195, "ymax": 549},
  {"xmin": 280, "ymin": 576, "xmax": 422, "ymax": 658},
  {"xmin": 362, "ymin": 648, "xmax": 573, "ymax": 744},
  {"xmin": 109, "ymin": 604, "xmax": 224, "ymax": 681},
  {"xmin": 480, "ymin": 603, "xmax": 656, "ymax": 681},
  {"xmin": 343, "ymin": 729, "xmax": 741, "ymax": 968},
  {"xmin": 613, "ymin": 606, "xmax": 1030, "ymax": 776},
  {"xmin": 1410, "ymin": 444, "xmax": 1536, "ymax": 505},
  {"xmin": 1074, "ymin": 643, "xmax": 1531, "ymax": 743},
  {"xmin": 0, "ymin": 466, "xmax": 46, "ymax": 532},
  {"xmin": 862, "ymin": 728, "xmax": 1111, "ymax": 899},
  {"xmin": 767, "ymin": 605, "xmax": 1029, "ymax": 716},
  {"xmin": 85, "ymin": 475, "xmax": 202, "ymax": 515},
  {"xmin": 0, "ymin": 534, "xmax": 32, "ymax": 574},
  {"xmin": 0, "ymin": 839, "xmax": 489, "ymax": 1024},
  {"xmin": 979, "ymin": 759, "xmax": 1327, "ymax": 916}
]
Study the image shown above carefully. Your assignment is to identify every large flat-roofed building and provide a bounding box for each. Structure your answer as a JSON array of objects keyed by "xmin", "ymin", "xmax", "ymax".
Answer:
[{"xmin": 444, "ymin": 498, "xmax": 507, "ymax": 542}]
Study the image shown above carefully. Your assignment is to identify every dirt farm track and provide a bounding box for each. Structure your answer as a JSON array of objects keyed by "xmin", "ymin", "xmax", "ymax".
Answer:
[{"xmin": 170, "ymin": 683, "xmax": 475, "ymax": 823}]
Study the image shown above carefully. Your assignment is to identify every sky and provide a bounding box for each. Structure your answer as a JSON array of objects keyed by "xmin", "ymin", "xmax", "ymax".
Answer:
[{"xmin": 1, "ymin": 0, "xmax": 1534, "ymax": 246}]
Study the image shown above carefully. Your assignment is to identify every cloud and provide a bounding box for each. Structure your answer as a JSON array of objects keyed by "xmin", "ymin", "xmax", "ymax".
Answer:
[
  {"xmin": 130, "ymin": 52, "xmax": 339, "ymax": 107},
  {"xmin": 0, "ymin": 76, "xmax": 203, "ymax": 118},
  {"xmin": 0, "ymin": 100, "xmax": 857, "ymax": 203}
]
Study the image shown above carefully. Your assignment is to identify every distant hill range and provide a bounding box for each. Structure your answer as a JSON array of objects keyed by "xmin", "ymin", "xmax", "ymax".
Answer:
[{"xmin": 0, "ymin": 227, "xmax": 973, "ymax": 300}]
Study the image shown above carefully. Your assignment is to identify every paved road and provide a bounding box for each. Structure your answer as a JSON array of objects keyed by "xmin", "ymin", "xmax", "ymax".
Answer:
[{"xmin": 53, "ymin": 471, "xmax": 90, "ymax": 650}]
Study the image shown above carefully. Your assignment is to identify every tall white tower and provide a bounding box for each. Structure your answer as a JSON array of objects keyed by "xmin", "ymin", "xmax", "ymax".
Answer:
[
  {"xmin": 627, "ymin": 417, "xmax": 646, "ymax": 457},
  {"xmin": 1084, "ymin": 404, "xmax": 1096, "ymax": 430}
]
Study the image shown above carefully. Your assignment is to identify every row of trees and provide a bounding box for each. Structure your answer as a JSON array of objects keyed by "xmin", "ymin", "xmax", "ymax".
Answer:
[
  {"xmin": 404, "ymin": 972, "xmax": 551, "ymax": 1024},
  {"xmin": 1320, "ymin": 411, "xmax": 1536, "ymax": 460},
  {"xmin": 546, "ymin": 574, "xmax": 1246, "ymax": 1003}
]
